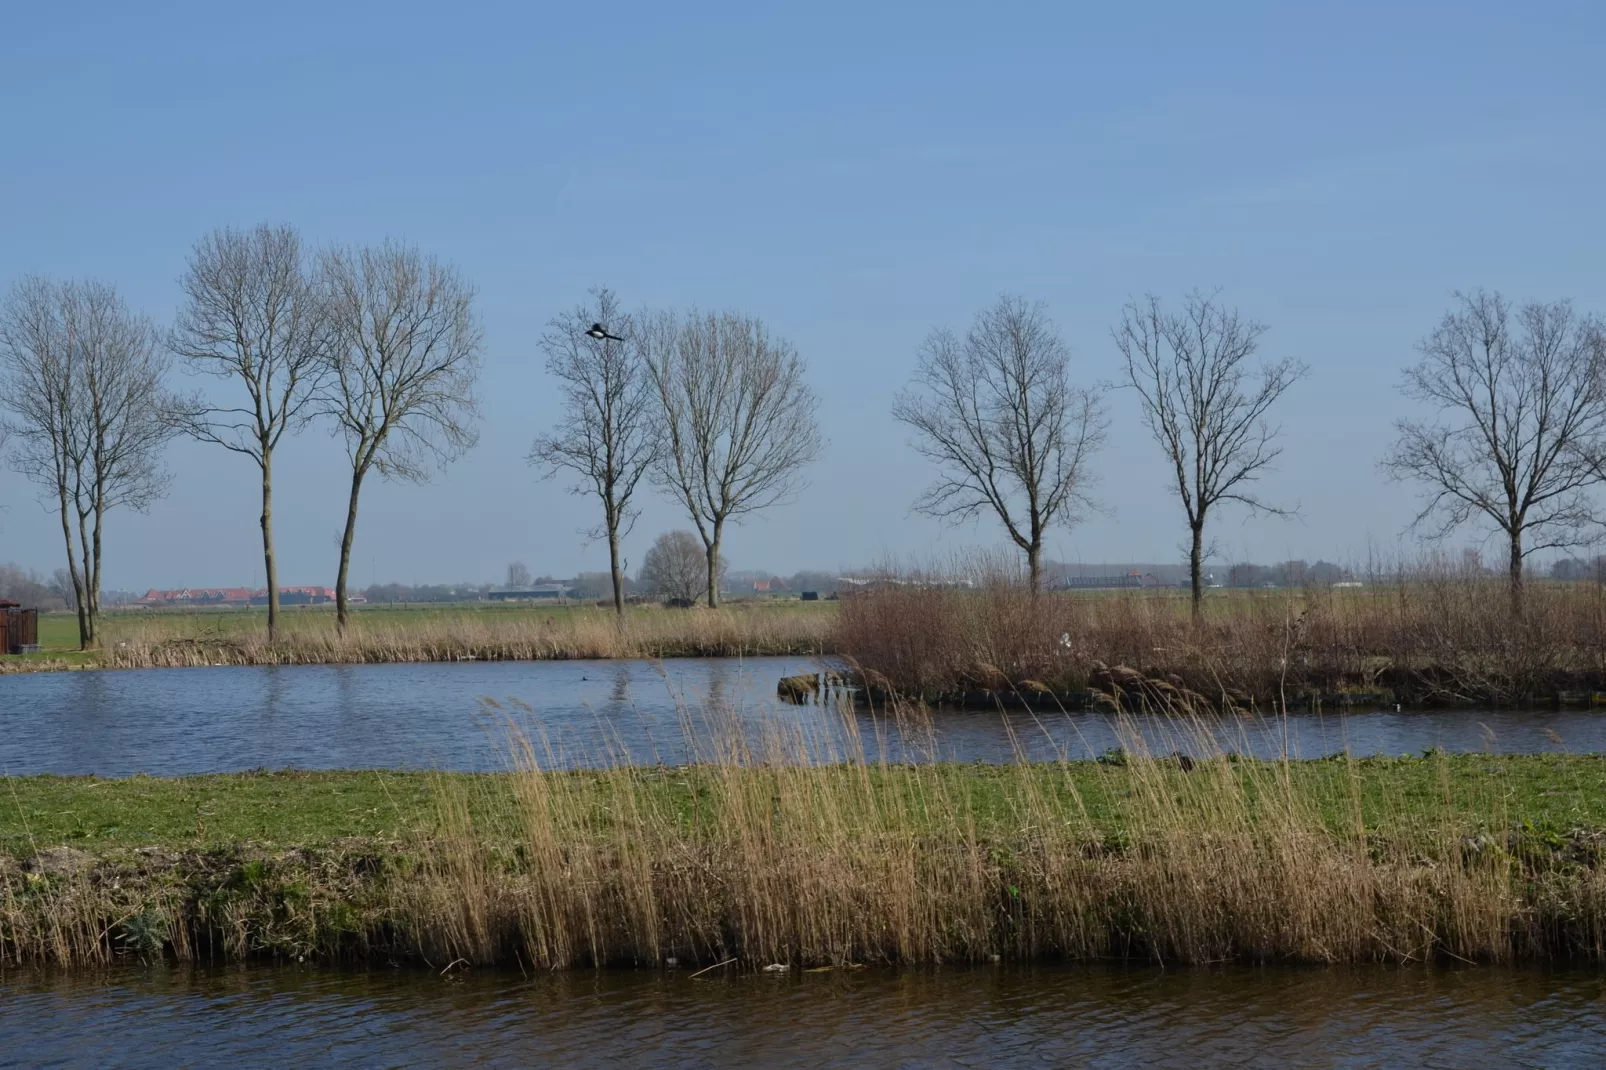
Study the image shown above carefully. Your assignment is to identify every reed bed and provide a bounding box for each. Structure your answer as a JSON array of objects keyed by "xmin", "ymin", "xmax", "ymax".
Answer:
[
  {"xmin": 5, "ymin": 700, "xmax": 1606, "ymax": 970},
  {"xmin": 1, "ymin": 603, "xmax": 832, "ymax": 673},
  {"xmin": 834, "ymin": 572, "xmax": 1606, "ymax": 706}
]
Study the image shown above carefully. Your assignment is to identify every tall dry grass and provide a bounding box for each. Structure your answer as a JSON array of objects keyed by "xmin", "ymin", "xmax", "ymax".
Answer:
[
  {"xmin": 6, "ymin": 700, "xmax": 1606, "ymax": 971},
  {"xmin": 401, "ymin": 703, "xmax": 1605, "ymax": 970},
  {"xmin": 834, "ymin": 564, "xmax": 1606, "ymax": 706},
  {"xmin": 64, "ymin": 604, "xmax": 832, "ymax": 670}
]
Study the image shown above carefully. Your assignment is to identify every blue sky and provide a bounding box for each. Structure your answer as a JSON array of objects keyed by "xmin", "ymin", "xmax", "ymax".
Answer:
[{"xmin": 2, "ymin": 0, "xmax": 1604, "ymax": 588}]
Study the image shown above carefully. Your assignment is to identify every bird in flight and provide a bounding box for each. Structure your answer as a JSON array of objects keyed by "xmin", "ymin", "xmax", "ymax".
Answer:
[{"xmin": 586, "ymin": 323, "xmax": 625, "ymax": 342}]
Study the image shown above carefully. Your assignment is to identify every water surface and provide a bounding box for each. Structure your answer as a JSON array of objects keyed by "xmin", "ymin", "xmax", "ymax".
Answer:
[
  {"xmin": 3, "ymin": 658, "xmax": 1604, "ymax": 777},
  {"xmin": 2, "ymin": 963, "xmax": 1603, "ymax": 1067}
]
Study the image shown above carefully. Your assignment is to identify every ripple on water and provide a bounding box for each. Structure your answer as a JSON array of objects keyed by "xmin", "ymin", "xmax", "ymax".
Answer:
[
  {"xmin": 3, "ymin": 657, "xmax": 1604, "ymax": 776},
  {"xmin": 2, "ymin": 964, "xmax": 1605, "ymax": 1067}
]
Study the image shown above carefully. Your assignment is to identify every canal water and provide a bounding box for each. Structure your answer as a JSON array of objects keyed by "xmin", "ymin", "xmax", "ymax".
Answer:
[
  {"xmin": 2, "ymin": 962, "xmax": 1603, "ymax": 1067},
  {"xmin": 3, "ymin": 657, "xmax": 1606, "ymax": 777}
]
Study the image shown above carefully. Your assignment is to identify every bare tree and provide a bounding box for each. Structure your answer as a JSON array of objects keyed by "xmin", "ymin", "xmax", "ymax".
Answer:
[
  {"xmin": 1383, "ymin": 290, "xmax": 1606, "ymax": 612},
  {"xmin": 893, "ymin": 296, "xmax": 1106, "ymax": 593},
  {"xmin": 169, "ymin": 224, "xmax": 326, "ymax": 641},
  {"xmin": 318, "ymin": 240, "xmax": 481, "ymax": 631},
  {"xmin": 638, "ymin": 529, "xmax": 721, "ymax": 605},
  {"xmin": 0, "ymin": 277, "xmax": 175, "ymax": 647},
  {"xmin": 506, "ymin": 561, "xmax": 533, "ymax": 588},
  {"xmin": 647, "ymin": 310, "xmax": 820, "ymax": 607},
  {"xmin": 1115, "ymin": 291, "xmax": 1306, "ymax": 618},
  {"xmin": 530, "ymin": 288, "xmax": 656, "ymax": 616},
  {"xmin": 49, "ymin": 567, "xmax": 77, "ymax": 611}
]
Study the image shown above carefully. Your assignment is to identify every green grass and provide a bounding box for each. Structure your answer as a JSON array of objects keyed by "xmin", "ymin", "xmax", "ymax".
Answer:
[{"xmin": 5, "ymin": 753, "xmax": 1603, "ymax": 855}]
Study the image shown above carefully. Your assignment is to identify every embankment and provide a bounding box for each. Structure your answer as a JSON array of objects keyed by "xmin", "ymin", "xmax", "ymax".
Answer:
[
  {"xmin": 0, "ymin": 603, "xmax": 833, "ymax": 674},
  {"xmin": 6, "ymin": 754, "xmax": 1606, "ymax": 970}
]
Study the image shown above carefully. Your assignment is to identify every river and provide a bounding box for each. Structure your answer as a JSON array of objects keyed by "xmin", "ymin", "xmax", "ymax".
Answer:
[
  {"xmin": 3, "ymin": 657, "xmax": 1604, "ymax": 776},
  {"xmin": 3, "ymin": 963, "xmax": 1603, "ymax": 1066}
]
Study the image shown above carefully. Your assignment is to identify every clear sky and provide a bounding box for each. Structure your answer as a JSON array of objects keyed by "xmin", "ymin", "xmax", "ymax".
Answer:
[{"xmin": 3, "ymin": 0, "xmax": 1604, "ymax": 589}]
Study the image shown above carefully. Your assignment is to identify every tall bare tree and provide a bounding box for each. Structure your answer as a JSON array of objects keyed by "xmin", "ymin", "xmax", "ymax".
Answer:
[
  {"xmin": 0, "ymin": 277, "xmax": 175, "ymax": 647},
  {"xmin": 1383, "ymin": 290, "xmax": 1606, "ymax": 612},
  {"xmin": 1115, "ymin": 291, "xmax": 1306, "ymax": 618},
  {"xmin": 319, "ymin": 240, "xmax": 481, "ymax": 631},
  {"xmin": 530, "ymin": 288, "xmax": 656, "ymax": 615},
  {"xmin": 170, "ymin": 224, "xmax": 326, "ymax": 641},
  {"xmin": 647, "ymin": 309, "xmax": 821, "ymax": 607},
  {"xmin": 893, "ymin": 296, "xmax": 1105, "ymax": 593}
]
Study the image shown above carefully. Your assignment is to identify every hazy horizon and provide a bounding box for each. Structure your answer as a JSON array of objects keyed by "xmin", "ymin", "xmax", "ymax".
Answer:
[{"xmin": 4, "ymin": 1, "xmax": 1605, "ymax": 590}]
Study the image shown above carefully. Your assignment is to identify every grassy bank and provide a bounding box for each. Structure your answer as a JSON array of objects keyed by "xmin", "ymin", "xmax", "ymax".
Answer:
[
  {"xmin": 1, "ymin": 600, "xmax": 834, "ymax": 673},
  {"xmin": 836, "ymin": 579, "xmax": 1606, "ymax": 708},
  {"xmin": 7, "ymin": 750, "xmax": 1606, "ymax": 970}
]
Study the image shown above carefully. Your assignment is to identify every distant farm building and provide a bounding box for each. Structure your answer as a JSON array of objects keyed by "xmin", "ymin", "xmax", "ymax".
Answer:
[{"xmin": 487, "ymin": 583, "xmax": 572, "ymax": 601}]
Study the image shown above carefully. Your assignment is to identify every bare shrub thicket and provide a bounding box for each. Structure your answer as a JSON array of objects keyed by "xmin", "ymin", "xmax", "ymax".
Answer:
[{"xmin": 835, "ymin": 559, "xmax": 1606, "ymax": 705}]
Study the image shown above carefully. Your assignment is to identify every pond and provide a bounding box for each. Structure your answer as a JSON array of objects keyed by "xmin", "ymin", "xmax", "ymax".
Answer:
[
  {"xmin": 2, "ymin": 658, "xmax": 1604, "ymax": 777},
  {"xmin": 2, "ymin": 962, "xmax": 1603, "ymax": 1067}
]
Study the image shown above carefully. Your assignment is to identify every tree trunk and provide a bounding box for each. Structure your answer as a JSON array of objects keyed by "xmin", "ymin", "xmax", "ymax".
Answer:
[
  {"xmin": 1189, "ymin": 522, "xmax": 1205, "ymax": 623},
  {"xmin": 1509, "ymin": 528, "xmax": 1524, "ymax": 618},
  {"xmin": 261, "ymin": 451, "xmax": 279, "ymax": 641},
  {"xmin": 608, "ymin": 524, "xmax": 625, "ymax": 617},
  {"xmin": 335, "ymin": 464, "xmax": 366, "ymax": 634},
  {"xmin": 76, "ymin": 513, "xmax": 95, "ymax": 648},
  {"xmin": 1027, "ymin": 542, "xmax": 1042, "ymax": 594},
  {"xmin": 89, "ymin": 501, "xmax": 104, "ymax": 646},
  {"xmin": 706, "ymin": 521, "xmax": 723, "ymax": 609},
  {"xmin": 57, "ymin": 488, "xmax": 88, "ymax": 650}
]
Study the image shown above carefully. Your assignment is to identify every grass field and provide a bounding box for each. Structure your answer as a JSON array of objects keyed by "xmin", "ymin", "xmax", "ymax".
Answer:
[{"xmin": 3, "ymin": 753, "xmax": 1603, "ymax": 852}]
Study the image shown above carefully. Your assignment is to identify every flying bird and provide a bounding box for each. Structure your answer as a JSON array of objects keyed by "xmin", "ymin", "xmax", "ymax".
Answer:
[{"xmin": 586, "ymin": 323, "xmax": 624, "ymax": 342}]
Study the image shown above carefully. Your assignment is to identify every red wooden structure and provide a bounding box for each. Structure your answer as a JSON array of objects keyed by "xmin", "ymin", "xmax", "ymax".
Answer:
[{"xmin": 0, "ymin": 599, "xmax": 39, "ymax": 655}]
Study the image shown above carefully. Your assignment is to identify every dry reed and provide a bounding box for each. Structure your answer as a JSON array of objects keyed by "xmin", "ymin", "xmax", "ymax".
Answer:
[
  {"xmin": 0, "ymin": 604, "xmax": 831, "ymax": 673},
  {"xmin": 834, "ymin": 566, "xmax": 1606, "ymax": 707},
  {"xmin": 6, "ymin": 699, "xmax": 1605, "ymax": 971}
]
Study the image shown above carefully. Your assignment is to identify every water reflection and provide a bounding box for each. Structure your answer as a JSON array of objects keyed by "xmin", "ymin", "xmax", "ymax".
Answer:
[
  {"xmin": 3, "ymin": 658, "xmax": 1606, "ymax": 777},
  {"xmin": 1, "ymin": 963, "xmax": 1602, "ymax": 1067}
]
